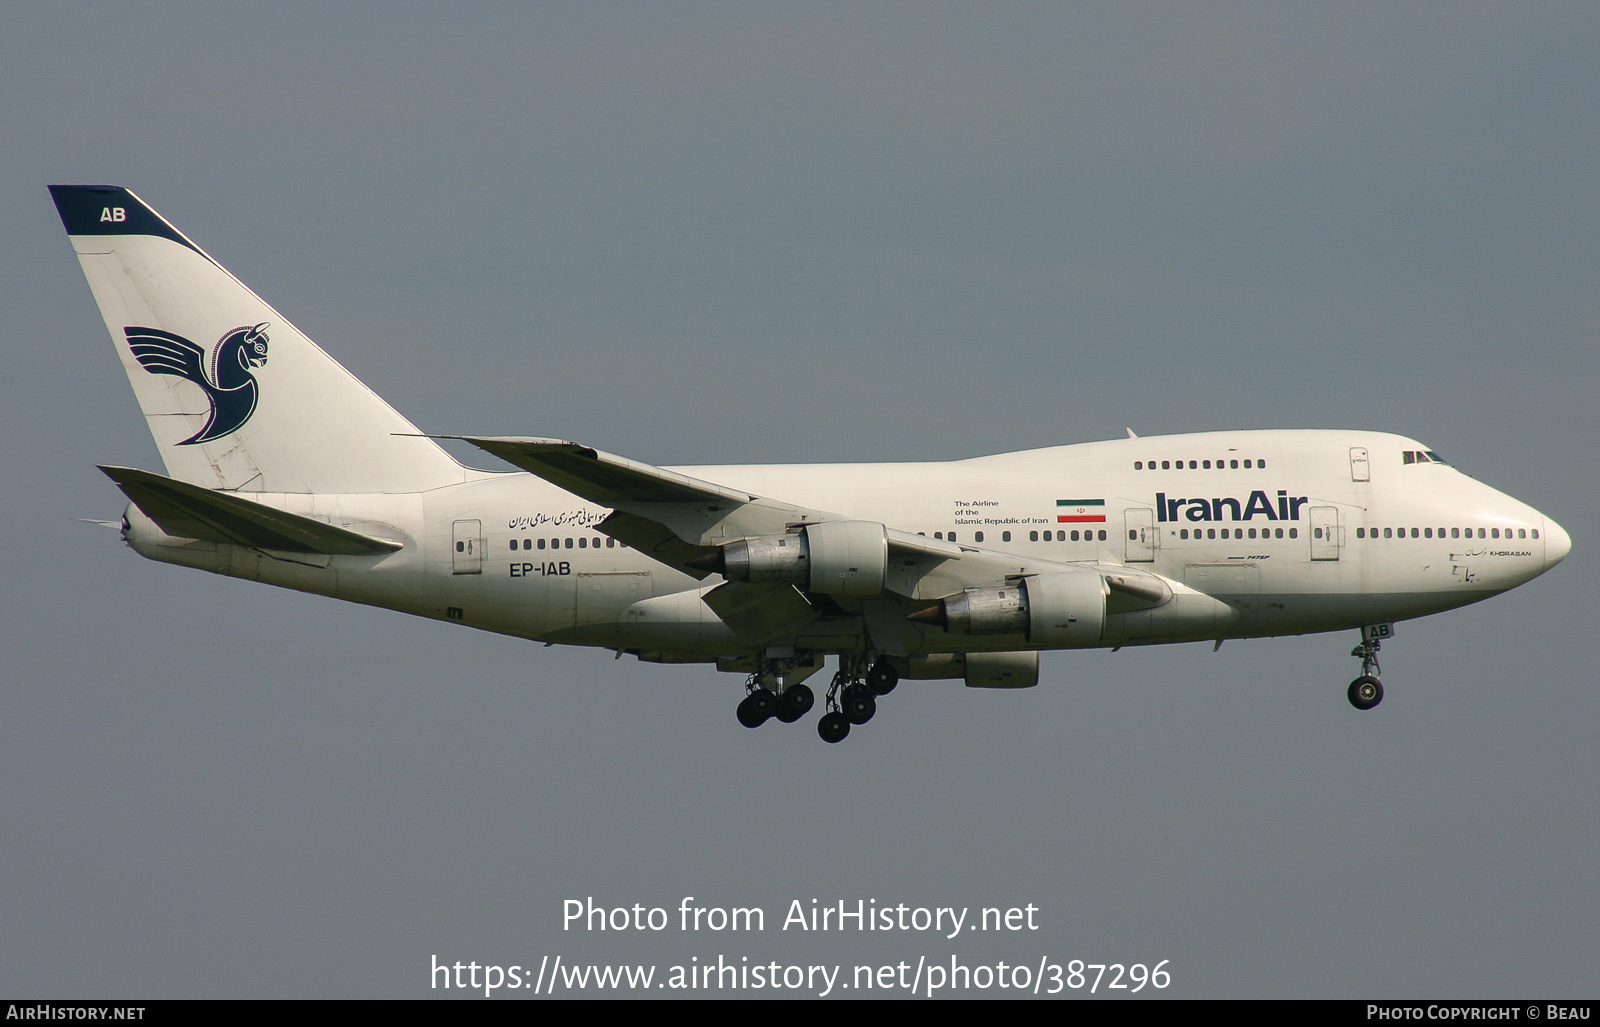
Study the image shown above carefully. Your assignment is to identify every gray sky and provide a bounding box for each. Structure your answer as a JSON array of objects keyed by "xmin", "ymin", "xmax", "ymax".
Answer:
[{"xmin": 3, "ymin": 2, "xmax": 1597, "ymax": 998}]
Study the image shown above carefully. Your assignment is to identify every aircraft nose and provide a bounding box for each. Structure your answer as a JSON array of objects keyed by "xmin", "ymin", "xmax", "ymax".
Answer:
[{"xmin": 1543, "ymin": 516, "xmax": 1572, "ymax": 569}]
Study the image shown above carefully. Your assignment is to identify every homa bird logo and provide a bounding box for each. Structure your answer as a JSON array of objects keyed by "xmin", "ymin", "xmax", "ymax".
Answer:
[{"xmin": 125, "ymin": 324, "xmax": 270, "ymax": 445}]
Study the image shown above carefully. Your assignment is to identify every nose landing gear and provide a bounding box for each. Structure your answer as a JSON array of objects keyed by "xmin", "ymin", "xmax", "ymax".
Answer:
[
  {"xmin": 1348, "ymin": 675, "xmax": 1383, "ymax": 710},
  {"xmin": 1347, "ymin": 624, "xmax": 1392, "ymax": 710}
]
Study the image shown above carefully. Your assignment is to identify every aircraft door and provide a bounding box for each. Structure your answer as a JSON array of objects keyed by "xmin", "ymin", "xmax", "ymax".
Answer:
[
  {"xmin": 1350, "ymin": 447, "xmax": 1371, "ymax": 482},
  {"xmin": 452, "ymin": 519, "xmax": 483, "ymax": 574},
  {"xmin": 1309, "ymin": 507, "xmax": 1340, "ymax": 561},
  {"xmin": 1124, "ymin": 508, "xmax": 1156, "ymax": 562}
]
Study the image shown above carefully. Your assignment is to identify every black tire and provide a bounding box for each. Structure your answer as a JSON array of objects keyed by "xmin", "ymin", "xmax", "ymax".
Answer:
[
  {"xmin": 817, "ymin": 711, "xmax": 851, "ymax": 744},
  {"xmin": 737, "ymin": 690, "xmax": 775, "ymax": 728},
  {"xmin": 842, "ymin": 683, "xmax": 877, "ymax": 725},
  {"xmin": 776, "ymin": 683, "xmax": 814, "ymax": 723},
  {"xmin": 867, "ymin": 661, "xmax": 899, "ymax": 696},
  {"xmin": 1348, "ymin": 675, "xmax": 1384, "ymax": 710}
]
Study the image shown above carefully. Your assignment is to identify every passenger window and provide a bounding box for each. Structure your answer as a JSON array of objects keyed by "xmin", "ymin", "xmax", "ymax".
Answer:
[
  {"xmin": 1244, "ymin": 459, "xmax": 1253, "ymax": 469},
  {"xmin": 1518, "ymin": 529, "xmax": 1526, "ymax": 539},
  {"xmin": 538, "ymin": 539, "xmax": 547, "ymax": 550},
  {"xmin": 1491, "ymin": 528, "xmax": 1500, "ymax": 538},
  {"xmin": 1029, "ymin": 531, "xmax": 1039, "ymax": 542},
  {"xmin": 1135, "ymin": 461, "xmax": 1143, "ymax": 469},
  {"xmin": 1314, "ymin": 527, "xmax": 1323, "ymax": 539},
  {"xmin": 1532, "ymin": 529, "xmax": 1540, "ymax": 539},
  {"xmin": 1248, "ymin": 528, "xmax": 1257, "ymax": 538},
  {"xmin": 1189, "ymin": 460, "xmax": 1197, "ymax": 469},
  {"xmin": 1207, "ymin": 529, "xmax": 1216, "ymax": 539},
  {"xmin": 1128, "ymin": 530, "xmax": 1138, "ymax": 540},
  {"xmin": 1478, "ymin": 528, "xmax": 1486, "ymax": 538},
  {"xmin": 1180, "ymin": 529, "xmax": 1189, "ymax": 539},
  {"xmin": 1230, "ymin": 459, "xmax": 1239, "ymax": 469},
  {"xmin": 1288, "ymin": 528, "xmax": 1298, "ymax": 538},
  {"xmin": 565, "ymin": 538, "xmax": 573, "ymax": 549},
  {"xmin": 1097, "ymin": 530, "xmax": 1106, "ymax": 540},
  {"xmin": 1162, "ymin": 460, "xmax": 1171, "ymax": 469},
  {"xmin": 1002, "ymin": 531, "xmax": 1012, "ymax": 542},
  {"xmin": 524, "ymin": 539, "xmax": 532, "ymax": 549},
  {"xmin": 1357, "ymin": 527, "xmax": 1365, "ymax": 539},
  {"xmin": 1410, "ymin": 528, "xmax": 1418, "ymax": 538},
  {"xmin": 1451, "ymin": 528, "xmax": 1459, "ymax": 538},
  {"xmin": 509, "ymin": 540, "xmax": 518, "ymax": 551},
  {"xmin": 950, "ymin": 532, "xmax": 958, "ymax": 542},
  {"xmin": 974, "ymin": 531, "xmax": 984, "ymax": 542},
  {"xmin": 456, "ymin": 541, "xmax": 464, "ymax": 552},
  {"xmin": 1203, "ymin": 460, "xmax": 1211, "ymax": 469},
  {"xmin": 933, "ymin": 531, "xmax": 943, "ymax": 540},
  {"xmin": 1424, "ymin": 528, "xmax": 1432, "ymax": 538},
  {"xmin": 1258, "ymin": 459, "xmax": 1267, "ymax": 468},
  {"xmin": 1275, "ymin": 528, "xmax": 1284, "ymax": 538}
]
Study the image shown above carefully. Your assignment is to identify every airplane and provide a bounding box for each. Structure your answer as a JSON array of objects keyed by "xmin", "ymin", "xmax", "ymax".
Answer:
[{"xmin": 49, "ymin": 184, "xmax": 1573, "ymax": 744}]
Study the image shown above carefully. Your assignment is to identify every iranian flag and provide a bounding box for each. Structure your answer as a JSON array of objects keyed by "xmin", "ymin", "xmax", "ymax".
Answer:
[{"xmin": 1057, "ymin": 499, "xmax": 1106, "ymax": 523}]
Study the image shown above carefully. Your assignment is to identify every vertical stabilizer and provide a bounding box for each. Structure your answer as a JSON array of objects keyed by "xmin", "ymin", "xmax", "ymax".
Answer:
[{"xmin": 50, "ymin": 185, "xmax": 465, "ymax": 494}]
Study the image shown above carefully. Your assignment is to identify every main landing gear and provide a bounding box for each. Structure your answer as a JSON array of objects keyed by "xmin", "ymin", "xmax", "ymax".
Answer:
[
  {"xmin": 733, "ymin": 654, "xmax": 900, "ymax": 742},
  {"xmin": 1347, "ymin": 624, "xmax": 1393, "ymax": 710},
  {"xmin": 816, "ymin": 656, "xmax": 899, "ymax": 744},
  {"xmin": 736, "ymin": 674, "xmax": 814, "ymax": 729}
]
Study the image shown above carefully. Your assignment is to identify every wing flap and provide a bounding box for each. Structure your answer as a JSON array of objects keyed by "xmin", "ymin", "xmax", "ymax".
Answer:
[{"xmin": 100, "ymin": 465, "xmax": 402, "ymax": 555}]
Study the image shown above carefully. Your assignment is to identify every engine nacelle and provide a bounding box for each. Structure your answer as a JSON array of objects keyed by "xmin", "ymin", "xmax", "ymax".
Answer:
[
  {"xmin": 717, "ymin": 520, "xmax": 889, "ymax": 597},
  {"xmin": 895, "ymin": 652, "xmax": 1039, "ymax": 689},
  {"xmin": 920, "ymin": 570, "xmax": 1107, "ymax": 646},
  {"xmin": 1024, "ymin": 569, "xmax": 1107, "ymax": 646}
]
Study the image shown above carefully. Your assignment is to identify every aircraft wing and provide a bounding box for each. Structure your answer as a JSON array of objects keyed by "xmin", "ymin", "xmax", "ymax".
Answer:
[
  {"xmin": 452, "ymin": 436, "xmax": 838, "ymax": 576},
  {"xmin": 459, "ymin": 436, "xmax": 753, "ymax": 506},
  {"xmin": 101, "ymin": 466, "xmax": 403, "ymax": 556},
  {"xmin": 453, "ymin": 436, "xmax": 1171, "ymax": 608}
]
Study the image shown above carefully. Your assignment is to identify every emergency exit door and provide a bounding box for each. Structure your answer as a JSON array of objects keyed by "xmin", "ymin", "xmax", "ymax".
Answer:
[
  {"xmin": 1125, "ymin": 508, "xmax": 1156, "ymax": 562},
  {"xmin": 1309, "ymin": 507, "xmax": 1340, "ymax": 561},
  {"xmin": 452, "ymin": 519, "xmax": 483, "ymax": 574}
]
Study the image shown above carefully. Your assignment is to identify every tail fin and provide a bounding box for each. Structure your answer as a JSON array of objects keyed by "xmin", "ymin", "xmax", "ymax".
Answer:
[{"xmin": 50, "ymin": 185, "xmax": 465, "ymax": 494}]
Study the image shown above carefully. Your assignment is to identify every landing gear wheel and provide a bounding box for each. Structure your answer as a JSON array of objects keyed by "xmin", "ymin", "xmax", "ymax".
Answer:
[
  {"xmin": 842, "ymin": 683, "xmax": 877, "ymax": 725},
  {"xmin": 1348, "ymin": 675, "xmax": 1384, "ymax": 710},
  {"xmin": 736, "ymin": 690, "xmax": 776, "ymax": 728},
  {"xmin": 817, "ymin": 711, "xmax": 851, "ymax": 744},
  {"xmin": 776, "ymin": 683, "xmax": 814, "ymax": 723},
  {"xmin": 867, "ymin": 661, "xmax": 899, "ymax": 696}
]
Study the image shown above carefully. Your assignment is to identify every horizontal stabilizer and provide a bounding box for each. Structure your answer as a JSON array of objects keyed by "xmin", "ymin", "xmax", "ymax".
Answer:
[{"xmin": 100, "ymin": 466, "xmax": 402, "ymax": 555}]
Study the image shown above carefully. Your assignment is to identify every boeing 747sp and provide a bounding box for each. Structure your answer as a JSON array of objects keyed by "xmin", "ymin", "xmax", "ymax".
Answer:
[{"xmin": 50, "ymin": 185, "xmax": 1571, "ymax": 743}]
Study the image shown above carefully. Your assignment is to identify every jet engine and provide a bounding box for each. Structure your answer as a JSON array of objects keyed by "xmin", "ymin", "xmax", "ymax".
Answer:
[
  {"xmin": 700, "ymin": 520, "xmax": 889, "ymax": 597},
  {"xmin": 911, "ymin": 569, "xmax": 1108, "ymax": 645}
]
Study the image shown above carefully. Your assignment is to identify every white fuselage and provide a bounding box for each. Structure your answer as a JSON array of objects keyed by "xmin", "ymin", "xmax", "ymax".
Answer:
[{"xmin": 124, "ymin": 428, "xmax": 1570, "ymax": 662}]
